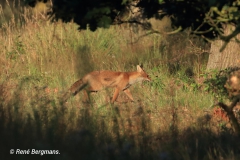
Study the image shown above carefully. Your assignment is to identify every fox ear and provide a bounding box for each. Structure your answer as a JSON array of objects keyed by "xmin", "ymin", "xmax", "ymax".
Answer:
[{"xmin": 137, "ymin": 65, "xmax": 143, "ymax": 72}]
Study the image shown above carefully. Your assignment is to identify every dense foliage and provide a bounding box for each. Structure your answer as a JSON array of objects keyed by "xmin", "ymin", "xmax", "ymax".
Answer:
[{"xmin": 24, "ymin": 0, "xmax": 240, "ymax": 42}]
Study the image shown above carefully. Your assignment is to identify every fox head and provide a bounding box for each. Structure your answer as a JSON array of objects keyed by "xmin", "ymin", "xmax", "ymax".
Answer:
[{"xmin": 136, "ymin": 65, "xmax": 151, "ymax": 82}]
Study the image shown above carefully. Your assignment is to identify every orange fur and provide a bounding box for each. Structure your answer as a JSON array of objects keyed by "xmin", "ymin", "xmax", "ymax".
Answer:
[{"xmin": 63, "ymin": 65, "xmax": 151, "ymax": 103}]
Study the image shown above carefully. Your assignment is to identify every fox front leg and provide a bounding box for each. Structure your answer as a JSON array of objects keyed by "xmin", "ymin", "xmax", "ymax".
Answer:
[
  {"xmin": 123, "ymin": 89, "xmax": 134, "ymax": 102},
  {"xmin": 111, "ymin": 88, "xmax": 120, "ymax": 103}
]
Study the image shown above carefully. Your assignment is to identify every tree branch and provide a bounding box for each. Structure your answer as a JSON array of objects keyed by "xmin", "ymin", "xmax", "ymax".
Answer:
[{"xmin": 218, "ymin": 96, "xmax": 240, "ymax": 136}]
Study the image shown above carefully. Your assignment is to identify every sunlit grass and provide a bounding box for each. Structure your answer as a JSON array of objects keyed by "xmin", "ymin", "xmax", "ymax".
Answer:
[{"xmin": 0, "ymin": 1, "xmax": 239, "ymax": 160}]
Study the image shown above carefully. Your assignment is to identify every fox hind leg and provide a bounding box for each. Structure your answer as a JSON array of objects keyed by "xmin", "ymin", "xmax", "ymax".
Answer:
[
  {"xmin": 83, "ymin": 86, "xmax": 101, "ymax": 103},
  {"xmin": 82, "ymin": 89, "xmax": 91, "ymax": 103}
]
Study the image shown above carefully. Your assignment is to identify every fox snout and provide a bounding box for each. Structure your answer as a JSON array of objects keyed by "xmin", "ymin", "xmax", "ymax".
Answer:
[
  {"xmin": 145, "ymin": 75, "xmax": 151, "ymax": 81},
  {"xmin": 142, "ymin": 73, "xmax": 151, "ymax": 82}
]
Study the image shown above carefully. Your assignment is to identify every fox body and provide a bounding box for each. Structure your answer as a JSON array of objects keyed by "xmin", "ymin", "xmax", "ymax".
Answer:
[{"xmin": 63, "ymin": 65, "xmax": 151, "ymax": 103}]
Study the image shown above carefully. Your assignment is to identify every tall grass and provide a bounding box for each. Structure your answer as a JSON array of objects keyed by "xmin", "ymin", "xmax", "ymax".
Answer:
[{"xmin": 0, "ymin": 1, "xmax": 240, "ymax": 160}]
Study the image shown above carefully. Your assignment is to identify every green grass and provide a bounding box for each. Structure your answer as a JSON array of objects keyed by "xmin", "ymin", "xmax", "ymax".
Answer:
[{"xmin": 0, "ymin": 2, "xmax": 240, "ymax": 160}]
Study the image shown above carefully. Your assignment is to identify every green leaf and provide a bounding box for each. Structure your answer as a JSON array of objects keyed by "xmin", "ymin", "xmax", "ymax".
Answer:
[
  {"xmin": 121, "ymin": 0, "xmax": 128, "ymax": 5},
  {"xmin": 100, "ymin": 7, "xmax": 111, "ymax": 14},
  {"xmin": 97, "ymin": 16, "xmax": 112, "ymax": 28},
  {"xmin": 158, "ymin": 0, "xmax": 164, "ymax": 4}
]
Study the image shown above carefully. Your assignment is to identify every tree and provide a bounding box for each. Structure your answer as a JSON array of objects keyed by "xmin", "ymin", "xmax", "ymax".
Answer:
[
  {"xmin": 207, "ymin": 24, "xmax": 240, "ymax": 70},
  {"xmin": 24, "ymin": 0, "xmax": 240, "ymax": 69},
  {"xmin": 24, "ymin": 1, "xmax": 240, "ymax": 39}
]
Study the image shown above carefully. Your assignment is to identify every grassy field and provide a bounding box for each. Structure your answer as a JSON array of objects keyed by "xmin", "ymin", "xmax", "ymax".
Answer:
[{"xmin": 0, "ymin": 2, "xmax": 240, "ymax": 160}]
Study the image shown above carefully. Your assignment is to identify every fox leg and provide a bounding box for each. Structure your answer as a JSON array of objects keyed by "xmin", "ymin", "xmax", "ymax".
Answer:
[
  {"xmin": 123, "ymin": 89, "xmax": 134, "ymax": 102},
  {"xmin": 111, "ymin": 88, "xmax": 120, "ymax": 103},
  {"xmin": 83, "ymin": 89, "xmax": 90, "ymax": 103}
]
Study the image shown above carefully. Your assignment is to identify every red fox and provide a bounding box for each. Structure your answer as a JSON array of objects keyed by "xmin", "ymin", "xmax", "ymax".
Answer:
[{"xmin": 62, "ymin": 65, "xmax": 151, "ymax": 103}]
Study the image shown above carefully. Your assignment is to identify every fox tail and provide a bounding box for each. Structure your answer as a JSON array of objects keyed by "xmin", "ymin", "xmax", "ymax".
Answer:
[{"xmin": 61, "ymin": 79, "xmax": 87, "ymax": 103}]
